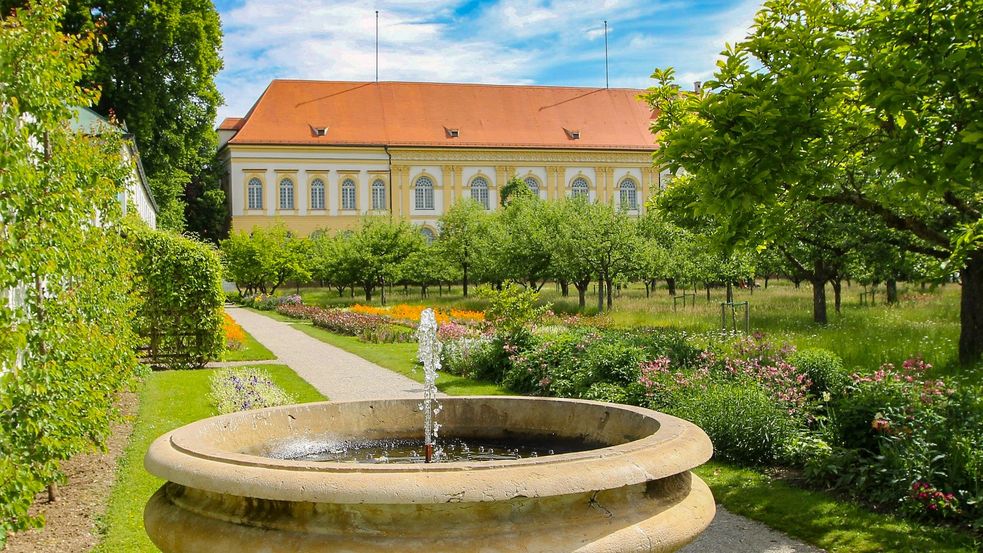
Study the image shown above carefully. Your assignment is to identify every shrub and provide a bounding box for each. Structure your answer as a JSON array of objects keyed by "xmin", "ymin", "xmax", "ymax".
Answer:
[
  {"xmin": 133, "ymin": 227, "xmax": 225, "ymax": 369},
  {"xmin": 671, "ymin": 378, "xmax": 797, "ymax": 465},
  {"xmin": 789, "ymin": 348, "xmax": 847, "ymax": 395},
  {"xmin": 809, "ymin": 360, "xmax": 983, "ymax": 525},
  {"xmin": 441, "ymin": 335, "xmax": 497, "ymax": 379},
  {"xmin": 210, "ymin": 368, "xmax": 295, "ymax": 413}
]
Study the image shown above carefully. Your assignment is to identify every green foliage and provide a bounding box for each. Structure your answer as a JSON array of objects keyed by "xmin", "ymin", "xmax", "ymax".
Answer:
[
  {"xmin": 37, "ymin": 0, "xmax": 226, "ymax": 231},
  {"xmin": 789, "ymin": 348, "xmax": 847, "ymax": 395},
  {"xmin": 498, "ymin": 175, "xmax": 534, "ymax": 206},
  {"xmin": 644, "ymin": 0, "xmax": 983, "ymax": 363},
  {"xmin": 478, "ymin": 281, "xmax": 549, "ymax": 336},
  {"xmin": 436, "ymin": 199, "xmax": 492, "ymax": 296},
  {"xmin": 133, "ymin": 227, "xmax": 224, "ymax": 368},
  {"xmin": 673, "ymin": 378, "xmax": 797, "ymax": 465},
  {"xmin": 440, "ymin": 336, "xmax": 496, "ymax": 379},
  {"xmin": 812, "ymin": 361, "xmax": 983, "ymax": 525},
  {"xmin": 220, "ymin": 223, "xmax": 311, "ymax": 295},
  {"xmin": 0, "ymin": 0, "xmax": 139, "ymax": 543},
  {"xmin": 209, "ymin": 368, "xmax": 295, "ymax": 414}
]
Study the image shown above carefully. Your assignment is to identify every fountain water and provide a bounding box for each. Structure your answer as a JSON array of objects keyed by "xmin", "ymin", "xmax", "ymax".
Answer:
[{"xmin": 416, "ymin": 308, "xmax": 442, "ymax": 462}]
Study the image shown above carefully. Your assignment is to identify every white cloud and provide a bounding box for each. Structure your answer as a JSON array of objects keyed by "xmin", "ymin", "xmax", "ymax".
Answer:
[
  {"xmin": 216, "ymin": 0, "xmax": 536, "ymax": 122},
  {"xmin": 214, "ymin": 0, "xmax": 765, "ymax": 123}
]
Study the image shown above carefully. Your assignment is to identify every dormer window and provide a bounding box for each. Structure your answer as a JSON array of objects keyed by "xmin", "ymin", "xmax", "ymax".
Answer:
[
  {"xmin": 313, "ymin": 126, "xmax": 328, "ymax": 137},
  {"xmin": 565, "ymin": 128, "xmax": 581, "ymax": 140},
  {"xmin": 446, "ymin": 127, "xmax": 460, "ymax": 138}
]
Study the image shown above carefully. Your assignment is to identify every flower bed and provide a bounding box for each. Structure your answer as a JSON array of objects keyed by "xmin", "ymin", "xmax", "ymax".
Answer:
[
  {"xmin": 223, "ymin": 313, "xmax": 246, "ymax": 351},
  {"xmin": 351, "ymin": 303, "xmax": 485, "ymax": 326},
  {"xmin": 209, "ymin": 368, "xmax": 295, "ymax": 413}
]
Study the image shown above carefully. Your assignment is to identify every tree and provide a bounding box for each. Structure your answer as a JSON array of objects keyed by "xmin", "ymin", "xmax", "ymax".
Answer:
[
  {"xmin": 219, "ymin": 223, "xmax": 310, "ymax": 295},
  {"xmin": 343, "ymin": 217, "xmax": 423, "ymax": 303},
  {"xmin": 436, "ymin": 199, "xmax": 491, "ymax": 297},
  {"xmin": 495, "ymin": 194, "xmax": 556, "ymax": 290},
  {"xmin": 645, "ymin": 0, "xmax": 983, "ymax": 363},
  {"xmin": 0, "ymin": 0, "xmax": 226, "ymax": 233},
  {"xmin": 499, "ymin": 175, "xmax": 535, "ymax": 206},
  {"xmin": 552, "ymin": 198, "xmax": 596, "ymax": 308},
  {"xmin": 555, "ymin": 199, "xmax": 640, "ymax": 311},
  {"xmin": 0, "ymin": 0, "xmax": 138, "ymax": 540}
]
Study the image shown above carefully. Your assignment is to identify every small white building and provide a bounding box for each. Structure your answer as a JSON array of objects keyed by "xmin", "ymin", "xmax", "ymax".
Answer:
[{"xmin": 72, "ymin": 107, "xmax": 159, "ymax": 228}]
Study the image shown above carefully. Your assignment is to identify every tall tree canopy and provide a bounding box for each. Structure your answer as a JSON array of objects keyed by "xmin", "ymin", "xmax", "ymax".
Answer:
[
  {"xmin": 645, "ymin": 0, "xmax": 983, "ymax": 365},
  {"xmin": 1, "ymin": 0, "xmax": 225, "ymax": 232}
]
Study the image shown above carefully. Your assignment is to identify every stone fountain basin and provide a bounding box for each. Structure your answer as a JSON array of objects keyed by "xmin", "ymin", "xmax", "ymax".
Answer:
[{"xmin": 144, "ymin": 396, "xmax": 715, "ymax": 552}]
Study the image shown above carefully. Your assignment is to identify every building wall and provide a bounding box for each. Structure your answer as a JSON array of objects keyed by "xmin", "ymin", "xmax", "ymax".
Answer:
[{"xmin": 222, "ymin": 145, "xmax": 657, "ymax": 236}]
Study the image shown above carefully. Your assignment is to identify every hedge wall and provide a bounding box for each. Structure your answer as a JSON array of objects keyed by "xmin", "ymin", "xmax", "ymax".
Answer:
[{"xmin": 133, "ymin": 229, "xmax": 225, "ymax": 369}]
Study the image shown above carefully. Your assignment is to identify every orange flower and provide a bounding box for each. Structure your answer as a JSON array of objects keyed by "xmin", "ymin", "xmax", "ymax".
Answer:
[{"xmin": 223, "ymin": 313, "xmax": 246, "ymax": 350}]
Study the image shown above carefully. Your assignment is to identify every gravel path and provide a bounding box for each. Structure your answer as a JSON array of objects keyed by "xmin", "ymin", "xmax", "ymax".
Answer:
[
  {"xmin": 226, "ymin": 306, "xmax": 824, "ymax": 553},
  {"xmin": 226, "ymin": 306, "xmax": 433, "ymax": 401}
]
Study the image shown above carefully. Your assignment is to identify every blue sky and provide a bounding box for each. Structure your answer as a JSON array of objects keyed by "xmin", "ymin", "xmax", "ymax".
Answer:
[{"xmin": 213, "ymin": 0, "xmax": 764, "ymax": 123}]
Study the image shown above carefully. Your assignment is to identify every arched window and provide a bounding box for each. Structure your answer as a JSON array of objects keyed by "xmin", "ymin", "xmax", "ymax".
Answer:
[
  {"xmin": 420, "ymin": 227, "xmax": 435, "ymax": 245},
  {"xmin": 470, "ymin": 176, "xmax": 490, "ymax": 209},
  {"xmin": 415, "ymin": 176, "xmax": 434, "ymax": 210},
  {"xmin": 571, "ymin": 177, "xmax": 589, "ymax": 199},
  {"xmin": 279, "ymin": 177, "xmax": 294, "ymax": 210},
  {"xmin": 310, "ymin": 178, "xmax": 325, "ymax": 210},
  {"xmin": 620, "ymin": 178, "xmax": 638, "ymax": 209},
  {"xmin": 247, "ymin": 177, "xmax": 263, "ymax": 209},
  {"xmin": 341, "ymin": 178, "xmax": 356, "ymax": 211},
  {"xmin": 371, "ymin": 179, "xmax": 386, "ymax": 211},
  {"xmin": 524, "ymin": 176, "xmax": 540, "ymax": 197}
]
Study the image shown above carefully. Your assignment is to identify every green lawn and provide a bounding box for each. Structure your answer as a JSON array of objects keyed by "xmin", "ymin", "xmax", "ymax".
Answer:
[
  {"xmin": 94, "ymin": 366, "xmax": 324, "ymax": 552},
  {"xmin": 221, "ymin": 326, "xmax": 276, "ymax": 362},
  {"xmin": 695, "ymin": 462, "xmax": 980, "ymax": 553},
  {"xmin": 246, "ymin": 308, "xmax": 506, "ymax": 396}
]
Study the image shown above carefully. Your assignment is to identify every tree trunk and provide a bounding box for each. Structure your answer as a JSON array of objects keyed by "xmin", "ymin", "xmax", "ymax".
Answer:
[
  {"xmin": 463, "ymin": 263, "xmax": 469, "ymax": 297},
  {"xmin": 705, "ymin": 283, "xmax": 711, "ymax": 302},
  {"xmin": 959, "ymin": 252, "xmax": 983, "ymax": 366},
  {"xmin": 606, "ymin": 279, "xmax": 613, "ymax": 309},
  {"xmin": 576, "ymin": 281, "xmax": 588, "ymax": 309},
  {"xmin": 560, "ymin": 280, "xmax": 569, "ymax": 297},
  {"xmin": 667, "ymin": 278, "xmax": 676, "ymax": 296},
  {"xmin": 644, "ymin": 281, "xmax": 650, "ymax": 298},
  {"xmin": 811, "ymin": 277, "xmax": 828, "ymax": 324},
  {"xmin": 726, "ymin": 282, "xmax": 734, "ymax": 303},
  {"xmin": 380, "ymin": 279, "xmax": 386, "ymax": 306},
  {"xmin": 886, "ymin": 279, "xmax": 898, "ymax": 304},
  {"xmin": 364, "ymin": 285, "xmax": 373, "ymax": 302},
  {"xmin": 597, "ymin": 276, "xmax": 605, "ymax": 312},
  {"xmin": 764, "ymin": 276, "xmax": 769, "ymax": 289},
  {"xmin": 832, "ymin": 278, "xmax": 842, "ymax": 315}
]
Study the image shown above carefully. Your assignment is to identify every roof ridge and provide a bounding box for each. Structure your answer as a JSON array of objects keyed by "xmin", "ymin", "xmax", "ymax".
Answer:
[{"xmin": 267, "ymin": 78, "xmax": 646, "ymax": 93}]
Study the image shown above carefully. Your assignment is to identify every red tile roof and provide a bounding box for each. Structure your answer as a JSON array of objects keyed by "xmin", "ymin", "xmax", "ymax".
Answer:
[
  {"xmin": 224, "ymin": 80, "xmax": 657, "ymax": 150},
  {"xmin": 218, "ymin": 117, "xmax": 244, "ymax": 131}
]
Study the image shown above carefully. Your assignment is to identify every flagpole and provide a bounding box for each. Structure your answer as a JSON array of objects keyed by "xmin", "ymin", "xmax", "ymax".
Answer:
[{"xmin": 375, "ymin": 10, "xmax": 380, "ymax": 82}]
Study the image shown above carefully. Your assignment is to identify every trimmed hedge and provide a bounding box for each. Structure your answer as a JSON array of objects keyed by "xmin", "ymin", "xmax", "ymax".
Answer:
[{"xmin": 133, "ymin": 229, "xmax": 224, "ymax": 368}]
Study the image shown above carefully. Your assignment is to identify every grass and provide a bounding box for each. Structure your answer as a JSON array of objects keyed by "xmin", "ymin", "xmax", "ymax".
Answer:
[
  {"xmin": 294, "ymin": 280, "xmax": 972, "ymax": 384},
  {"xmin": 246, "ymin": 308, "xmax": 506, "ymax": 396},
  {"xmin": 695, "ymin": 462, "xmax": 981, "ymax": 553},
  {"xmin": 94, "ymin": 365, "xmax": 324, "ymax": 552},
  {"xmin": 221, "ymin": 326, "xmax": 276, "ymax": 362}
]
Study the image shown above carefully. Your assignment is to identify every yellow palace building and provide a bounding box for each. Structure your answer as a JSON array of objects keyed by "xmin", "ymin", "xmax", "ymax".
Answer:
[{"xmin": 218, "ymin": 80, "xmax": 664, "ymax": 238}]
